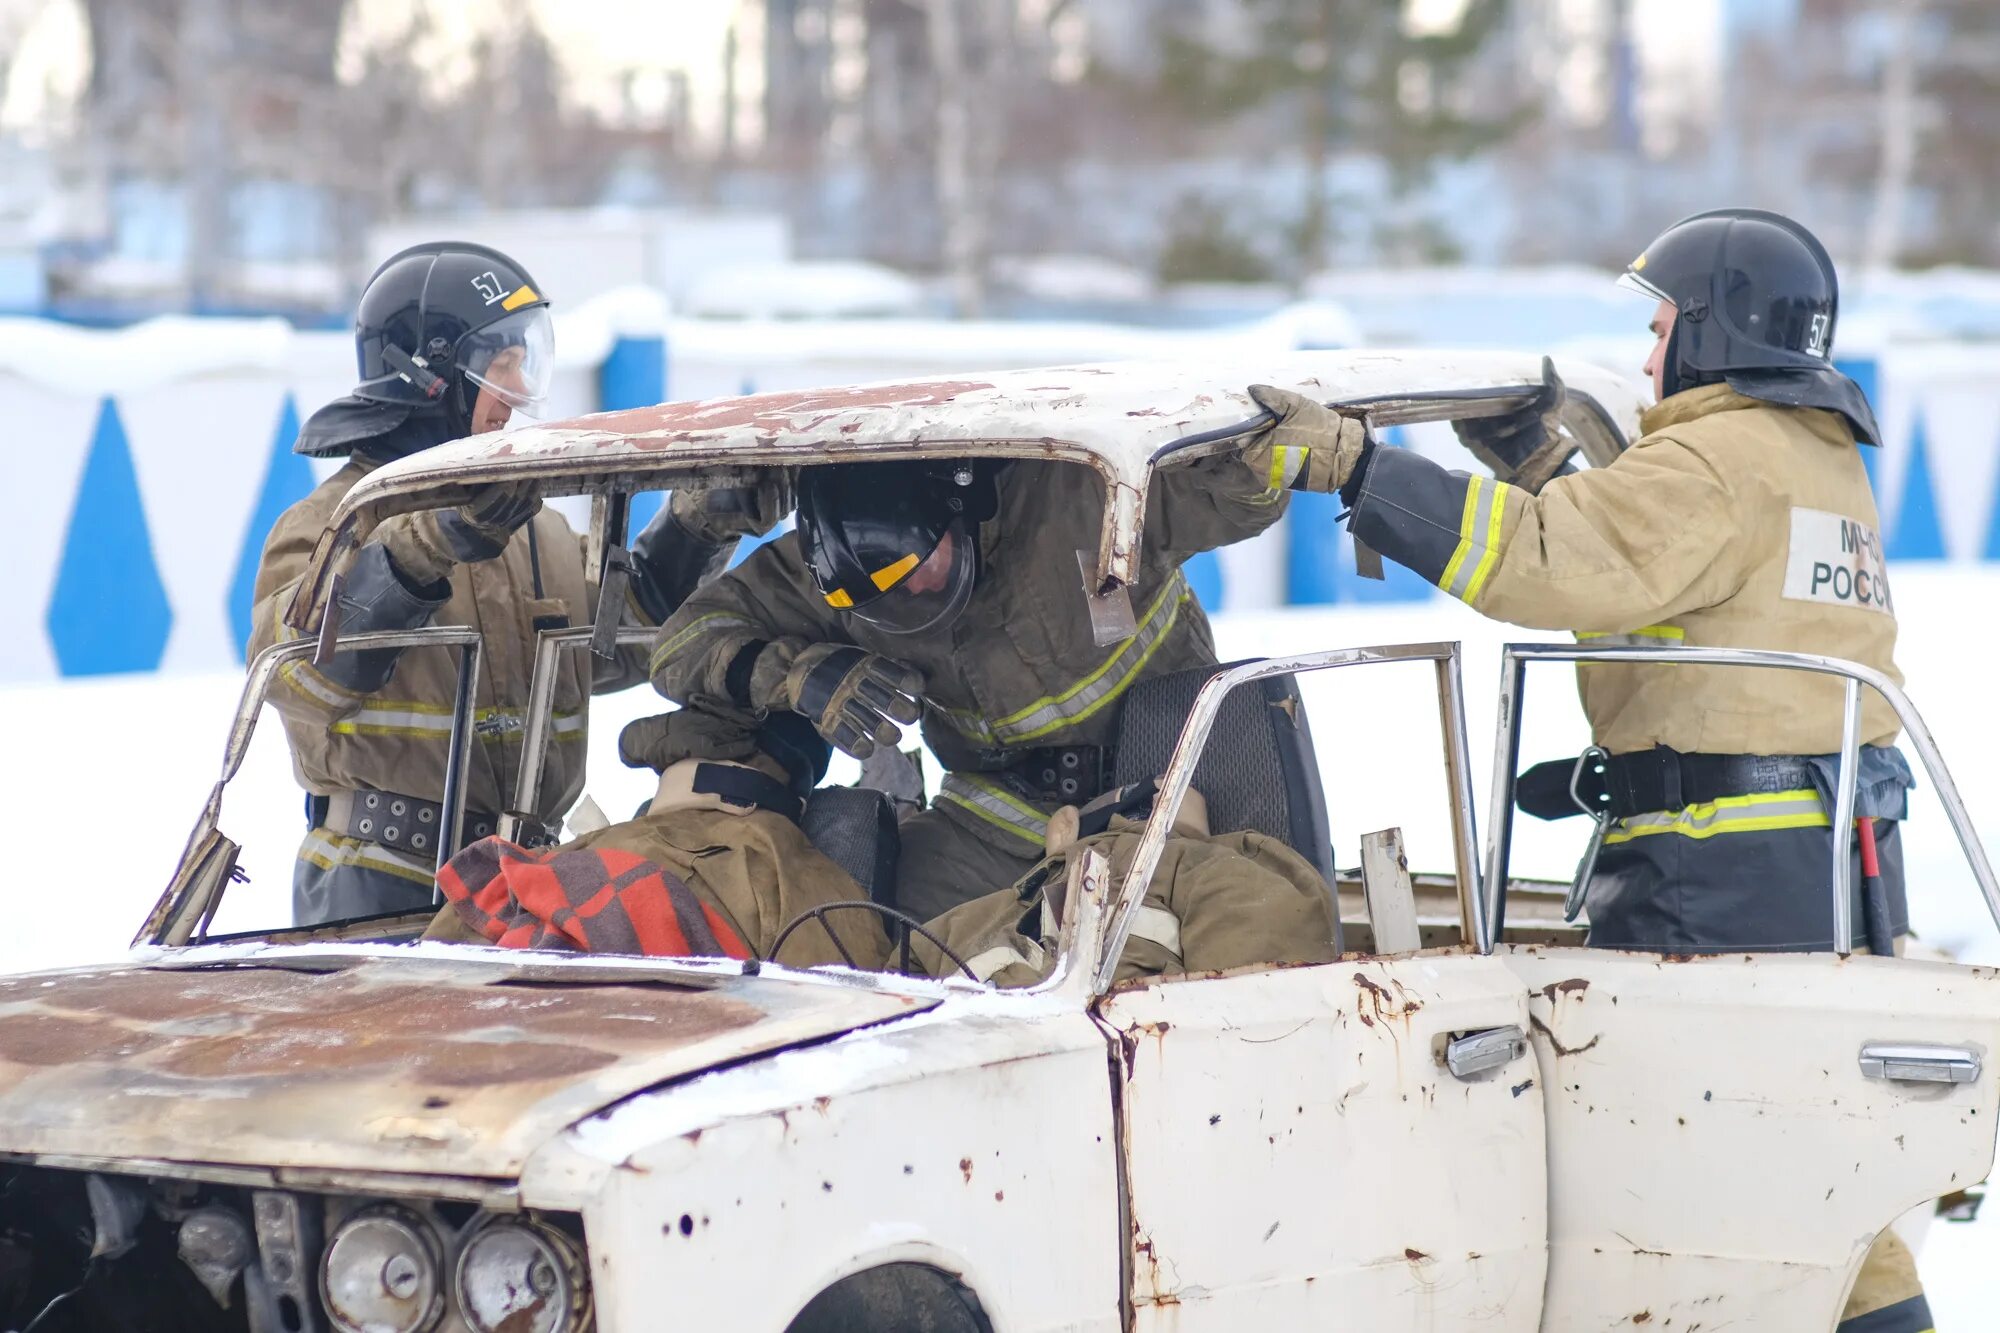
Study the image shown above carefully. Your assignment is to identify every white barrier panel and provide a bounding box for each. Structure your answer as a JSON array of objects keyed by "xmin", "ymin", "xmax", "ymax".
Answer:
[{"xmin": 5, "ymin": 304, "xmax": 1995, "ymax": 682}]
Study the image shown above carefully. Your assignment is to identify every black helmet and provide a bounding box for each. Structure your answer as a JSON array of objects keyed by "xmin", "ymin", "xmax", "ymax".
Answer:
[
  {"xmin": 354, "ymin": 241, "xmax": 553, "ymax": 422},
  {"xmin": 1620, "ymin": 208, "xmax": 1880, "ymax": 443},
  {"xmin": 797, "ymin": 461, "xmax": 999, "ymax": 636}
]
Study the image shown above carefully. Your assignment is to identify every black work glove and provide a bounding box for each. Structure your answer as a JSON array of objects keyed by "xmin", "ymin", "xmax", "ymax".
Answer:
[
  {"xmin": 765, "ymin": 643, "xmax": 924, "ymax": 761},
  {"xmin": 437, "ymin": 482, "xmax": 543, "ymax": 560},
  {"xmin": 377, "ymin": 481, "xmax": 541, "ymax": 586},
  {"xmin": 1451, "ymin": 357, "xmax": 1569, "ymax": 487}
]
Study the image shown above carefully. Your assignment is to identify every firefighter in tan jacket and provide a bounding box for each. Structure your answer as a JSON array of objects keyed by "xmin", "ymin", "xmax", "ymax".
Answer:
[
  {"xmin": 250, "ymin": 242, "xmax": 782, "ymax": 925},
  {"xmin": 649, "ymin": 454, "xmax": 1288, "ymax": 921},
  {"xmin": 1234, "ymin": 208, "xmax": 1928, "ymax": 1333}
]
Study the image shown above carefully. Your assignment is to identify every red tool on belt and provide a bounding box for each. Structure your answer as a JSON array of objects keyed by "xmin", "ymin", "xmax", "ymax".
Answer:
[{"xmin": 1858, "ymin": 816, "xmax": 1896, "ymax": 956}]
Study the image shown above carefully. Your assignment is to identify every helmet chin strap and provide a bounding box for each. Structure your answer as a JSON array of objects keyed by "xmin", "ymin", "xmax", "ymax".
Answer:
[
  {"xmin": 1662, "ymin": 313, "xmax": 1723, "ymax": 400},
  {"xmin": 443, "ymin": 374, "xmax": 480, "ymax": 438}
]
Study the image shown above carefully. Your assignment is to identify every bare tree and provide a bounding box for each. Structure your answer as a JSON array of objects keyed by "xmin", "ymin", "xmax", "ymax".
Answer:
[
  {"xmin": 1861, "ymin": 0, "xmax": 1923, "ymax": 272},
  {"xmin": 177, "ymin": 0, "xmax": 230, "ymax": 307},
  {"xmin": 925, "ymin": 0, "xmax": 994, "ymax": 314}
]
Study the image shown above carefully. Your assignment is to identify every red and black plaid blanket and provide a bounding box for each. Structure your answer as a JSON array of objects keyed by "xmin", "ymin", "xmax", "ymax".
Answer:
[{"xmin": 437, "ymin": 838, "xmax": 751, "ymax": 959}]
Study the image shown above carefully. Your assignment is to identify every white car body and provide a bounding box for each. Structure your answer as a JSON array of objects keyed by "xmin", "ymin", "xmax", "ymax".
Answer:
[{"xmin": 6, "ymin": 352, "xmax": 1995, "ymax": 1333}]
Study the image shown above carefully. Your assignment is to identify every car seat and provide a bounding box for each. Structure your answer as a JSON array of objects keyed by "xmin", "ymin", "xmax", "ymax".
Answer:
[
  {"xmin": 1111, "ymin": 659, "xmax": 1341, "ymax": 950},
  {"xmin": 801, "ymin": 786, "xmax": 902, "ymax": 909}
]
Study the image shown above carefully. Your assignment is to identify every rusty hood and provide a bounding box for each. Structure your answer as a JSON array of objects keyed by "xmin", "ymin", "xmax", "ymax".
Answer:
[{"xmin": 0, "ymin": 948, "xmax": 933, "ymax": 1182}]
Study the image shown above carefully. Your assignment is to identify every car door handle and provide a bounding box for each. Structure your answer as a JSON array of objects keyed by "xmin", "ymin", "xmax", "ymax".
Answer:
[
  {"xmin": 1859, "ymin": 1043, "xmax": 1982, "ymax": 1085},
  {"xmin": 1446, "ymin": 1025, "xmax": 1527, "ymax": 1079}
]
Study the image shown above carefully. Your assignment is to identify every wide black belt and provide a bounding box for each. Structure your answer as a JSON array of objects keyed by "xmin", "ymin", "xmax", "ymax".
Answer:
[
  {"xmin": 1518, "ymin": 746, "xmax": 1823, "ymax": 822},
  {"xmin": 310, "ymin": 788, "xmax": 499, "ymax": 856}
]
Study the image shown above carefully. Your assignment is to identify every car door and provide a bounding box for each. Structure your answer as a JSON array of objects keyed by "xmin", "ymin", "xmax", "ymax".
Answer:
[
  {"xmin": 1485, "ymin": 640, "xmax": 2000, "ymax": 1328},
  {"xmin": 1096, "ymin": 953, "xmax": 1548, "ymax": 1331},
  {"xmin": 1085, "ymin": 646, "xmax": 1549, "ymax": 1332},
  {"xmin": 1505, "ymin": 947, "xmax": 2000, "ymax": 1330}
]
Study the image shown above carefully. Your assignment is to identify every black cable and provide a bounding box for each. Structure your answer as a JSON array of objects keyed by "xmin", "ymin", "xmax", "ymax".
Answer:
[
  {"xmin": 19, "ymin": 1256, "xmax": 99, "ymax": 1332},
  {"xmin": 767, "ymin": 902, "xmax": 979, "ymax": 981}
]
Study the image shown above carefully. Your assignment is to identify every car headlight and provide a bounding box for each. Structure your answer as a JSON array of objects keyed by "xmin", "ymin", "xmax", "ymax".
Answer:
[
  {"xmin": 454, "ymin": 1217, "xmax": 592, "ymax": 1333},
  {"xmin": 319, "ymin": 1204, "xmax": 445, "ymax": 1333}
]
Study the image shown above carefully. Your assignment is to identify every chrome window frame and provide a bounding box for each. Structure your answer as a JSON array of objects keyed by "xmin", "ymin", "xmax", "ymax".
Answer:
[
  {"xmin": 501, "ymin": 624, "xmax": 659, "ymax": 844},
  {"xmin": 140, "ymin": 627, "xmax": 486, "ymax": 948},
  {"xmin": 1482, "ymin": 644, "xmax": 2000, "ymax": 957},
  {"xmin": 1075, "ymin": 643, "xmax": 1484, "ymax": 997}
]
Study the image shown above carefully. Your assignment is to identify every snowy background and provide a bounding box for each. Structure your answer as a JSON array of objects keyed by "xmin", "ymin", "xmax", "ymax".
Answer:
[{"xmin": 1, "ymin": 0, "xmax": 1996, "ymax": 1314}]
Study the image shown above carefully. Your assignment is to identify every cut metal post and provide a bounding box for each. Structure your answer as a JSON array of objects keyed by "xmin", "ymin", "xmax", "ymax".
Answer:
[
  {"xmin": 1076, "ymin": 550, "xmax": 1137, "ymax": 647},
  {"xmin": 1830, "ymin": 676, "xmax": 1861, "ymax": 956},
  {"xmin": 1359, "ymin": 828, "xmax": 1421, "ymax": 955},
  {"xmin": 1482, "ymin": 654, "xmax": 1528, "ymax": 947},
  {"xmin": 437, "ymin": 643, "xmax": 482, "ymax": 886},
  {"xmin": 1433, "ymin": 650, "xmax": 1486, "ymax": 952}
]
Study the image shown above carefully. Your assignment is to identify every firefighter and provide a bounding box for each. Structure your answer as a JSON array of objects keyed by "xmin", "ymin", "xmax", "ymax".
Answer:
[
  {"xmin": 915, "ymin": 782, "xmax": 1338, "ymax": 986},
  {"xmin": 250, "ymin": 241, "xmax": 786, "ymax": 925},
  {"xmin": 648, "ymin": 453, "xmax": 1289, "ymax": 921},
  {"xmin": 1233, "ymin": 207, "xmax": 1928, "ymax": 1333},
  {"xmin": 426, "ymin": 705, "xmax": 887, "ymax": 970}
]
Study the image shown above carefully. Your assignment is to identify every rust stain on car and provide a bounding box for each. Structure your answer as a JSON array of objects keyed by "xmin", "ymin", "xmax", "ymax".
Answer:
[
  {"xmin": 0, "ymin": 956, "xmax": 932, "ymax": 1181},
  {"xmin": 580, "ymin": 381, "xmax": 1000, "ymax": 450},
  {"xmin": 1539, "ymin": 977, "xmax": 1591, "ymax": 1004},
  {"xmin": 1353, "ymin": 972, "xmax": 1425, "ymax": 1024}
]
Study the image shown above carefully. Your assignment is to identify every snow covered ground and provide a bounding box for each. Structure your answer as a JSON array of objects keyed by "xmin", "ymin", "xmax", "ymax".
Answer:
[{"xmin": 6, "ymin": 567, "xmax": 2000, "ymax": 1315}]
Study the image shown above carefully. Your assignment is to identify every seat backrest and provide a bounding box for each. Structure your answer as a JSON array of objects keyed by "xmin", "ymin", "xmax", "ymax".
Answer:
[
  {"xmin": 800, "ymin": 785, "xmax": 902, "ymax": 909},
  {"xmin": 1113, "ymin": 661, "xmax": 1339, "ymax": 930}
]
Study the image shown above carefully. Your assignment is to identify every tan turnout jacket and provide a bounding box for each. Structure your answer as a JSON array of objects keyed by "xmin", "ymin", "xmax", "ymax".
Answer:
[
  {"xmin": 426, "ymin": 756, "xmax": 886, "ymax": 970},
  {"xmin": 250, "ymin": 458, "xmax": 646, "ymax": 849},
  {"xmin": 918, "ymin": 800, "xmax": 1338, "ymax": 987},
  {"xmin": 1350, "ymin": 385, "xmax": 1900, "ymax": 755}
]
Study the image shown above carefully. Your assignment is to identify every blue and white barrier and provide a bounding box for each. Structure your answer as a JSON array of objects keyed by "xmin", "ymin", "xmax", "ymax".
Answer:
[{"xmin": 5, "ymin": 303, "xmax": 1995, "ymax": 683}]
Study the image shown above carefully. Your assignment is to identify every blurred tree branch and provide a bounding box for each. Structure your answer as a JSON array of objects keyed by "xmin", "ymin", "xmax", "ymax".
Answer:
[{"xmin": 1145, "ymin": 0, "xmax": 1526, "ymax": 281}]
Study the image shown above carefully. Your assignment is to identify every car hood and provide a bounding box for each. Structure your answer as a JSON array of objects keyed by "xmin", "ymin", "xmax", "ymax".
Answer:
[{"xmin": 0, "ymin": 946, "xmax": 933, "ymax": 1181}]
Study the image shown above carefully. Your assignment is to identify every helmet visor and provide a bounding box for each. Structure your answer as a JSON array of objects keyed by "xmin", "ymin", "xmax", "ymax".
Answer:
[
  {"xmin": 1616, "ymin": 268, "xmax": 1671, "ymax": 305},
  {"xmin": 460, "ymin": 307, "xmax": 555, "ymax": 413},
  {"xmin": 848, "ymin": 521, "xmax": 977, "ymax": 636}
]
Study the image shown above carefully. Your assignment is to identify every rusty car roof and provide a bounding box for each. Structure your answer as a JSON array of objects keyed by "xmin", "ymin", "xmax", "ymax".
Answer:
[
  {"xmin": 285, "ymin": 350, "xmax": 1649, "ymax": 632},
  {"xmin": 0, "ymin": 950, "xmax": 932, "ymax": 1187}
]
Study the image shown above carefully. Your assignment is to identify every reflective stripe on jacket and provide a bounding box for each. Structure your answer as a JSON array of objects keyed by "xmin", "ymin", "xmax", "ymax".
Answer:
[{"xmin": 1348, "ymin": 385, "xmax": 1902, "ymax": 756}]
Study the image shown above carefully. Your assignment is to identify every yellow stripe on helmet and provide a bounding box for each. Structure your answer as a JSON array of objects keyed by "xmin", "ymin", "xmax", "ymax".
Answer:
[{"xmin": 870, "ymin": 552, "xmax": 920, "ymax": 591}]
